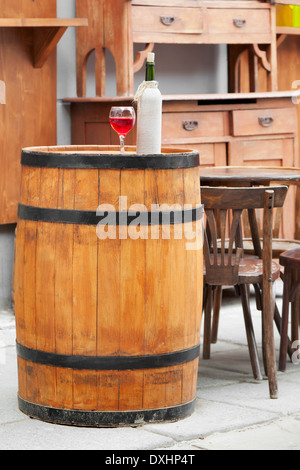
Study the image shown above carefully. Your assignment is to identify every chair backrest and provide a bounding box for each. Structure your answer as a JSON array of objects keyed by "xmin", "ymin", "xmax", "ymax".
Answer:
[{"xmin": 201, "ymin": 186, "xmax": 288, "ymax": 286}]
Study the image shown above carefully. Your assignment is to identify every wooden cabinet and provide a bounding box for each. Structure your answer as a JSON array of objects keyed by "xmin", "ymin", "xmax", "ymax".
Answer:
[
  {"xmin": 76, "ymin": 0, "xmax": 278, "ymax": 97},
  {"xmin": 64, "ymin": 92, "xmax": 298, "ymax": 238}
]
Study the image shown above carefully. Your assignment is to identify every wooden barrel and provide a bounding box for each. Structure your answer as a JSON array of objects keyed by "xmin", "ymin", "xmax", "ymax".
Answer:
[{"xmin": 14, "ymin": 145, "xmax": 203, "ymax": 427}]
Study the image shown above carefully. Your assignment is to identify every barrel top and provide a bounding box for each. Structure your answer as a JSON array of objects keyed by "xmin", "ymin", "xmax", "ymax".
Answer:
[{"xmin": 21, "ymin": 145, "xmax": 200, "ymax": 170}]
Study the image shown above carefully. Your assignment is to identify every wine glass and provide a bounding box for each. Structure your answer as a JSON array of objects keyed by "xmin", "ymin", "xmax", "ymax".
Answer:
[{"xmin": 109, "ymin": 107, "xmax": 136, "ymax": 153}]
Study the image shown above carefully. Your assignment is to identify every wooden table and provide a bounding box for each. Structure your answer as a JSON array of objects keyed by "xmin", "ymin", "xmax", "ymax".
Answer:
[
  {"xmin": 200, "ymin": 166, "xmax": 300, "ymax": 187},
  {"xmin": 200, "ymin": 166, "xmax": 300, "ymax": 240}
]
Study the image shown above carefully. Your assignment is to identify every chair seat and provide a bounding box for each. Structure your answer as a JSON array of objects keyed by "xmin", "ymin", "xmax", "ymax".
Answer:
[
  {"xmin": 279, "ymin": 248, "xmax": 300, "ymax": 269},
  {"xmin": 204, "ymin": 256, "xmax": 281, "ymax": 284}
]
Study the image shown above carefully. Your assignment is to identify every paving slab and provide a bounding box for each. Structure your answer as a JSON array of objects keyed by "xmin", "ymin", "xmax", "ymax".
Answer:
[
  {"xmin": 0, "ymin": 418, "xmax": 176, "ymax": 451},
  {"xmin": 196, "ymin": 416, "xmax": 300, "ymax": 450},
  {"xmin": 198, "ymin": 379, "xmax": 300, "ymax": 416},
  {"xmin": 145, "ymin": 397, "xmax": 276, "ymax": 442}
]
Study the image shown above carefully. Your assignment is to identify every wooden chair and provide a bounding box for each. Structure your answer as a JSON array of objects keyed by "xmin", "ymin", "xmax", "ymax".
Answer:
[
  {"xmin": 202, "ymin": 186, "xmax": 288, "ymax": 399},
  {"xmin": 279, "ymin": 249, "xmax": 300, "ymax": 372},
  {"xmin": 204, "ymin": 166, "xmax": 300, "ymax": 351}
]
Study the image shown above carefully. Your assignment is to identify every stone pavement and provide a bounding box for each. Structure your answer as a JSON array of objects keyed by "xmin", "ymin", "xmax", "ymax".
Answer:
[{"xmin": 1, "ymin": 280, "xmax": 300, "ymax": 450}]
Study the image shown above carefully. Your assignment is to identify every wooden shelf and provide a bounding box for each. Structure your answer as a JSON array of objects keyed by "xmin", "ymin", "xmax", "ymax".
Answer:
[
  {"xmin": 63, "ymin": 90, "xmax": 300, "ymax": 104},
  {"xmin": 277, "ymin": 26, "xmax": 300, "ymax": 36},
  {"xmin": 0, "ymin": 18, "xmax": 88, "ymax": 68}
]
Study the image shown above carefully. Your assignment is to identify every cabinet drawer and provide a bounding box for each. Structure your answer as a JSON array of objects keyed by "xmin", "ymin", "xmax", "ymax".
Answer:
[
  {"xmin": 206, "ymin": 8, "xmax": 271, "ymax": 36},
  {"xmin": 132, "ymin": 6, "xmax": 203, "ymax": 36},
  {"xmin": 232, "ymin": 109, "xmax": 296, "ymax": 137},
  {"xmin": 162, "ymin": 112, "xmax": 226, "ymax": 139}
]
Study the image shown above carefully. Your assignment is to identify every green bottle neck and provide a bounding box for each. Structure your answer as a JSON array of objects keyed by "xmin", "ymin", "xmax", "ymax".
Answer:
[{"xmin": 145, "ymin": 62, "xmax": 155, "ymax": 81}]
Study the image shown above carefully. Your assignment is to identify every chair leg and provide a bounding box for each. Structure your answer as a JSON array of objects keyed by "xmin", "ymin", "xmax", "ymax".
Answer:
[
  {"xmin": 203, "ymin": 285, "xmax": 213, "ymax": 360},
  {"xmin": 240, "ymin": 284, "xmax": 263, "ymax": 381},
  {"xmin": 211, "ymin": 286, "xmax": 222, "ymax": 344},
  {"xmin": 279, "ymin": 267, "xmax": 292, "ymax": 372},
  {"xmin": 274, "ymin": 302, "xmax": 293, "ymax": 361},
  {"xmin": 253, "ymin": 283, "xmax": 262, "ymax": 311}
]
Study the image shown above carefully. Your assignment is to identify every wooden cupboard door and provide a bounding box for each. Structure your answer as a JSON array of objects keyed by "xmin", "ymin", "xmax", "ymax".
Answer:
[
  {"xmin": 228, "ymin": 138, "xmax": 295, "ymax": 168},
  {"xmin": 166, "ymin": 143, "xmax": 227, "ymax": 168},
  {"xmin": 70, "ymin": 103, "xmax": 137, "ymax": 146},
  {"xmin": 229, "ymin": 137, "xmax": 296, "ymax": 239}
]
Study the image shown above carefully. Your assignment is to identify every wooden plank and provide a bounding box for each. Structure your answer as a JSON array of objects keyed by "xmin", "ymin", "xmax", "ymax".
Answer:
[
  {"xmin": 72, "ymin": 225, "xmax": 97, "ymax": 354},
  {"xmin": 144, "ymin": 168, "xmax": 166, "ymax": 355},
  {"xmin": 54, "ymin": 168, "xmax": 75, "ymax": 409},
  {"xmin": 72, "ymin": 222, "xmax": 98, "ymax": 409},
  {"xmin": 131, "ymin": 0, "xmax": 270, "ymax": 8},
  {"xmin": 76, "ymin": 0, "xmax": 105, "ymax": 97},
  {"xmin": 35, "ymin": 168, "xmax": 59, "ymax": 353},
  {"xmin": 277, "ymin": 26, "xmax": 300, "ymax": 35},
  {"xmin": 34, "ymin": 166, "xmax": 58, "ymax": 406},
  {"xmin": 97, "ymin": 169, "xmax": 121, "ymax": 357},
  {"xmin": 0, "ymin": 18, "xmax": 87, "ymax": 27},
  {"xmin": 183, "ymin": 166, "xmax": 202, "ymax": 350},
  {"xmin": 119, "ymin": 169, "xmax": 146, "ymax": 356},
  {"xmin": 133, "ymin": 31, "xmax": 272, "ymax": 45},
  {"xmin": 14, "ymin": 220, "xmax": 26, "ymax": 347}
]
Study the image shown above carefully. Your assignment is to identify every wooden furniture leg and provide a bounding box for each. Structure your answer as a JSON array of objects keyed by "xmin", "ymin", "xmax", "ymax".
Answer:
[
  {"xmin": 279, "ymin": 266, "xmax": 292, "ymax": 372},
  {"xmin": 103, "ymin": 0, "xmax": 134, "ymax": 96},
  {"xmin": 279, "ymin": 255, "xmax": 300, "ymax": 372},
  {"xmin": 291, "ymin": 268, "xmax": 300, "ymax": 344},
  {"xmin": 76, "ymin": 0, "xmax": 133, "ymax": 97},
  {"xmin": 211, "ymin": 286, "xmax": 222, "ymax": 344},
  {"xmin": 203, "ymin": 286, "xmax": 213, "ymax": 360},
  {"xmin": 240, "ymin": 284, "xmax": 263, "ymax": 381},
  {"xmin": 76, "ymin": 0, "xmax": 105, "ymax": 97},
  {"xmin": 263, "ymin": 191, "xmax": 278, "ymax": 399},
  {"xmin": 268, "ymin": 5, "xmax": 278, "ymax": 92}
]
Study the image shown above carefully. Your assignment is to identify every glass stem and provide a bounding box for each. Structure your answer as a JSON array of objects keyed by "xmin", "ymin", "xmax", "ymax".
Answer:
[{"xmin": 119, "ymin": 135, "xmax": 125, "ymax": 153}]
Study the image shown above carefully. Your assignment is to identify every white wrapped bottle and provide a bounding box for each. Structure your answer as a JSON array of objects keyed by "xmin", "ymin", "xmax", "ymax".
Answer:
[{"xmin": 135, "ymin": 52, "xmax": 162, "ymax": 154}]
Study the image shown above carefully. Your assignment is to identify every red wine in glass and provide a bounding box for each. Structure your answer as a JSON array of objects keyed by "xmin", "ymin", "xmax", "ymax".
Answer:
[{"xmin": 109, "ymin": 107, "xmax": 136, "ymax": 153}]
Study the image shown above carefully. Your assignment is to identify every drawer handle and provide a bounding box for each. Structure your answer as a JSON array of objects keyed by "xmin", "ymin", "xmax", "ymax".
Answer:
[
  {"xmin": 258, "ymin": 116, "xmax": 274, "ymax": 128},
  {"xmin": 183, "ymin": 120, "xmax": 199, "ymax": 132},
  {"xmin": 233, "ymin": 18, "xmax": 247, "ymax": 28},
  {"xmin": 160, "ymin": 16, "xmax": 175, "ymax": 26}
]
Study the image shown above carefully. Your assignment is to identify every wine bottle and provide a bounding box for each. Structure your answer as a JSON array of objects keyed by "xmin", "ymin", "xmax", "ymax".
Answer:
[{"xmin": 135, "ymin": 52, "xmax": 162, "ymax": 155}]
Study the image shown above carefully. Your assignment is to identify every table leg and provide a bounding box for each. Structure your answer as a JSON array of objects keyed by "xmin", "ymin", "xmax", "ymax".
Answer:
[{"xmin": 291, "ymin": 267, "xmax": 300, "ymax": 345}]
